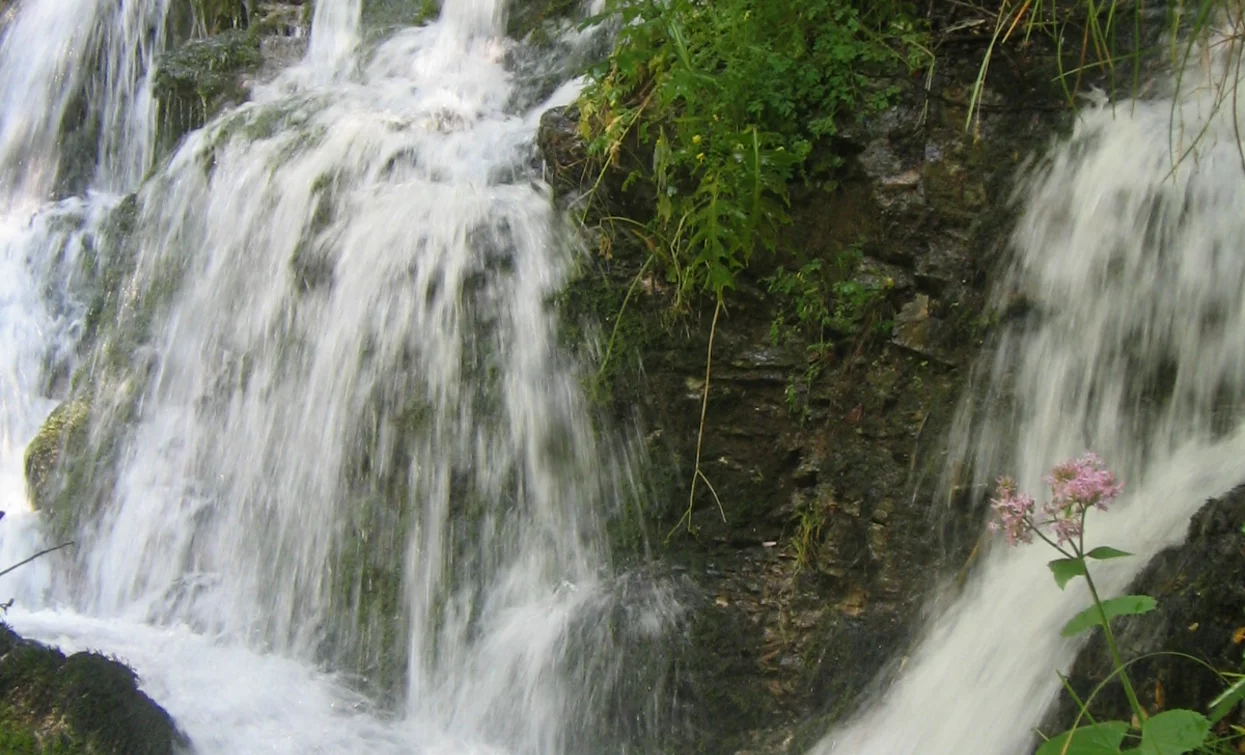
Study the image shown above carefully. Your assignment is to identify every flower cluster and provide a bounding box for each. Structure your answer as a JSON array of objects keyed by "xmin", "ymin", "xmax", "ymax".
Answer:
[{"xmin": 989, "ymin": 453, "xmax": 1124, "ymax": 548}]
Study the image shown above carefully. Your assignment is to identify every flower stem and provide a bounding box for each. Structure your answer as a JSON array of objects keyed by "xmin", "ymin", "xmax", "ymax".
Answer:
[{"xmin": 1081, "ymin": 565, "xmax": 1147, "ymax": 725}]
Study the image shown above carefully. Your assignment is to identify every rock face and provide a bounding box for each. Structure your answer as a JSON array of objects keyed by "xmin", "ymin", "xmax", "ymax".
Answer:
[
  {"xmin": 0, "ymin": 623, "xmax": 188, "ymax": 754},
  {"xmin": 544, "ymin": 13, "xmax": 1078, "ymax": 752}
]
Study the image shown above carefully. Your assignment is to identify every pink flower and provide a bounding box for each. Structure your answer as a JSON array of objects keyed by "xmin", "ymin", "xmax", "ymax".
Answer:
[
  {"xmin": 989, "ymin": 476, "xmax": 1036, "ymax": 545},
  {"xmin": 1045, "ymin": 453, "xmax": 1123, "ymax": 513},
  {"xmin": 990, "ymin": 454, "xmax": 1124, "ymax": 549}
]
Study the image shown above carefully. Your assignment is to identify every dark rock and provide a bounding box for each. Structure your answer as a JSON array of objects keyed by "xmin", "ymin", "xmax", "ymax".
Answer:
[
  {"xmin": 0, "ymin": 623, "xmax": 188, "ymax": 754},
  {"xmin": 537, "ymin": 105, "xmax": 587, "ymax": 203}
]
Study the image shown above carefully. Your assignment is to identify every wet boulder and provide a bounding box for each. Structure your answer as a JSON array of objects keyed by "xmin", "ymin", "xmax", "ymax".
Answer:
[
  {"xmin": 0, "ymin": 623, "xmax": 188, "ymax": 754},
  {"xmin": 23, "ymin": 399, "xmax": 92, "ymax": 537}
]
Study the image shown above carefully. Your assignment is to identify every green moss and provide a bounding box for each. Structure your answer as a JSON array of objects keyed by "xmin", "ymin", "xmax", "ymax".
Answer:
[
  {"xmin": 37, "ymin": 194, "xmax": 177, "ymax": 543},
  {"xmin": 23, "ymin": 399, "xmax": 91, "ymax": 535},
  {"xmin": 152, "ymin": 29, "xmax": 264, "ymax": 154},
  {"xmin": 361, "ymin": 0, "xmax": 439, "ymax": 32},
  {"xmin": 0, "ymin": 625, "xmax": 185, "ymax": 755},
  {"xmin": 193, "ymin": 0, "xmax": 248, "ymax": 34}
]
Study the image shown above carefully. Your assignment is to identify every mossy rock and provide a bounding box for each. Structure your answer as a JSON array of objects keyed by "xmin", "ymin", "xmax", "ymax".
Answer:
[
  {"xmin": 24, "ymin": 400, "xmax": 91, "ymax": 518},
  {"xmin": 0, "ymin": 624, "xmax": 188, "ymax": 754},
  {"xmin": 506, "ymin": 0, "xmax": 581, "ymax": 41},
  {"xmin": 193, "ymin": 0, "xmax": 249, "ymax": 34},
  {"xmin": 152, "ymin": 29, "xmax": 263, "ymax": 154},
  {"xmin": 361, "ymin": 0, "xmax": 439, "ymax": 33}
]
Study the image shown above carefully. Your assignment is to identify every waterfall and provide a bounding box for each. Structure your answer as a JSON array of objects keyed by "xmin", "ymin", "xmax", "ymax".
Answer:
[
  {"xmin": 813, "ymin": 37, "xmax": 1245, "ymax": 755},
  {"xmin": 0, "ymin": 0, "xmax": 677, "ymax": 752}
]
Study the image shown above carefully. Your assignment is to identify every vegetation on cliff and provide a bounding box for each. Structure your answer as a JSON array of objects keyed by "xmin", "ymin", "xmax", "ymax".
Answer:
[{"xmin": 577, "ymin": 0, "xmax": 927, "ymax": 306}]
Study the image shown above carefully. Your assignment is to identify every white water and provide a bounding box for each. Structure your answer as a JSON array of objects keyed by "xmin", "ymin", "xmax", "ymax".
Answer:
[
  {"xmin": 0, "ymin": 0, "xmax": 675, "ymax": 752},
  {"xmin": 816, "ymin": 47, "xmax": 1245, "ymax": 755}
]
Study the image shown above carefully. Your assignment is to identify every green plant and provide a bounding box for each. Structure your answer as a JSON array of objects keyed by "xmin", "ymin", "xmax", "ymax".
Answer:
[
  {"xmin": 762, "ymin": 253, "xmax": 892, "ymax": 418},
  {"xmin": 990, "ymin": 455, "xmax": 1245, "ymax": 754},
  {"xmin": 791, "ymin": 498, "xmax": 827, "ymax": 573},
  {"xmin": 579, "ymin": 0, "xmax": 928, "ymax": 308},
  {"xmin": 963, "ymin": 0, "xmax": 1245, "ymax": 152}
]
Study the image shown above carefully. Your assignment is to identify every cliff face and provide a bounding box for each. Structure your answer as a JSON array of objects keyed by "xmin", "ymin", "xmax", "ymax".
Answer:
[{"xmin": 542, "ymin": 15, "xmax": 1078, "ymax": 751}]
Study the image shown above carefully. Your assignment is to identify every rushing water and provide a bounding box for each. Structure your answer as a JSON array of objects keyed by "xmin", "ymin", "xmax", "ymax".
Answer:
[
  {"xmin": 0, "ymin": 0, "xmax": 676, "ymax": 752},
  {"xmin": 815, "ymin": 43, "xmax": 1245, "ymax": 755}
]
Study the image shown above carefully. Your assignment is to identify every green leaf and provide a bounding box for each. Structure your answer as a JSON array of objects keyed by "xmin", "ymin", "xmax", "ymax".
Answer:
[
  {"xmin": 1036, "ymin": 721, "xmax": 1129, "ymax": 755},
  {"xmin": 1085, "ymin": 546, "xmax": 1133, "ymax": 560},
  {"xmin": 1208, "ymin": 675, "xmax": 1245, "ymax": 724},
  {"xmin": 1061, "ymin": 595, "xmax": 1157, "ymax": 638},
  {"xmin": 1135, "ymin": 709, "xmax": 1210, "ymax": 755},
  {"xmin": 1049, "ymin": 558, "xmax": 1088, "ymax": 590}
]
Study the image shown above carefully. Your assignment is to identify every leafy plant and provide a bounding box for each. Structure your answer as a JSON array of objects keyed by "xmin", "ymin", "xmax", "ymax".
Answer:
[
  {"xmin": 578, "ymin": 0, "xmax": 928, "ymax": 307},
  {"xmin": 989, "ymin": 455, "xmax": 1245, "ymax": 754}
]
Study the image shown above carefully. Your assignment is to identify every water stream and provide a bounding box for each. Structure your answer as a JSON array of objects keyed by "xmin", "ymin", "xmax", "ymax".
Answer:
[{"xmin": 816, "ymin": 44, "xmax": 1245, "ymax": 755}]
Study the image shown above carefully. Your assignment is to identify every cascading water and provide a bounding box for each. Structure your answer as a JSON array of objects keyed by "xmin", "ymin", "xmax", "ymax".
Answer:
[
  {"xmin": 0, "ymin": 0, "xmax": 677, "ymax": 752},
  {"xmin": 814, "ymin": 39, "xmax": 1245, "ymax": 755}
]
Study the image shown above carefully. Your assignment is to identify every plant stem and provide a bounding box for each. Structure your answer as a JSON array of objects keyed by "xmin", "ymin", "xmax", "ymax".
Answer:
[{"xmin": 1082, "ymin": 566, "xmax": 1148, "ymax": 725}]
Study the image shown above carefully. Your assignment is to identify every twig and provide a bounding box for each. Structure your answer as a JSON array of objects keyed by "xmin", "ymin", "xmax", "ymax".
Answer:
[
  {"xmin": 0, "ymin": 541, "xmax": 75, "ymax": 580},
  {"xmin": 668, "ymin": 298, "xmax": 725, "ymax": 539}
]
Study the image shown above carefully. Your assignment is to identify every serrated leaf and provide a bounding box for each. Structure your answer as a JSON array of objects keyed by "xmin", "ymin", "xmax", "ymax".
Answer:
[
  {"xmin": 1061, "ymin": 595, "xmax": 1157, "ymax": 638},
  {"xmin": 1135, "ymin": 709, "xmax": 1210, "ymax": 754},
  {"xmin": 1036, "ymin": 721, "xmax": 1129, "ymax": 755},
  {"xmin": 1049, "ymin": 557, "xmax": 1088, "ymax": 590},
  {"xmin": 1085, "ymin": 546, "xmax": 1132, "ymax": 560},
  {"xmin": 1208, "ymin": 676, "xmax": 1245, "ymax": 724}
]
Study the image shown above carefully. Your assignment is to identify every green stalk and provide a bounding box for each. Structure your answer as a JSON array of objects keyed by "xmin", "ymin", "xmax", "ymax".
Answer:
[{"xmin": 1081, "ymin": 560, "xmax": 1148, "ymax": 725}]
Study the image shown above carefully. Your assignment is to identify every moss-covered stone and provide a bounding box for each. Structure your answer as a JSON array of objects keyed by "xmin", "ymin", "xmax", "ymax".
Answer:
[
  {"xmin": 29, "ymin": 193, "xmax": 167, "ymax": 543},
  {"xmin": 505, "ymin": 0, "xmax": 581, "ymax": 41},
  {"xmin": 0, "ymin": 623, "xmax": 187, "ymax": 754},
  {"xmin": 360, "ymin": 0, "xmax": 438, "ymax": 33},
  {"xmin": 152, "ymin": 29, "xmax": 263, "ymax": 154},
  {"xmin": 194, "ymin": 0, "xmax": 249, "ymax": 34},
  {"xmin": 24, "ymin": 400, "xmax": 91, "ymax": 531}
]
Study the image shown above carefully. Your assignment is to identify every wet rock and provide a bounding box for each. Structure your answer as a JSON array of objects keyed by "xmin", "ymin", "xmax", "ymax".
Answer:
[
  {"xmin": 550, "ymin": 6, "xmax": 1080, "ymax": 750},
  {"xmin": 891, "ymin": 294, "xmax": 953, "ymax": 364},
  {"xmin": 506, "ymin": 0, "xmax": 582, "ymax": 41},
  {"xmin": 0, "ymin": 623, "xmax": 188, "ymax": 754},
  {"xmin": 537, "ymin": 105, "xmax": 587, "ymax": 203},
  {"xmin": 153, "ymin": 30, "xmax": 264, "ymax": 153},
  {"xmin": 360, "ymin": 0, "xmax": 437, "ymax": 33},
  {"xmin": 24, "ymin": 399, "xmax": 91, "ymax": 532}
]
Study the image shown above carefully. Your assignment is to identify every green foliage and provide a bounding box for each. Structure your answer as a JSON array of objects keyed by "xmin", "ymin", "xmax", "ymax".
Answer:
[
  {"xmin": 578, "ymin": 0, "xmax": 926, "ymax": 306},
  {"xmin": 1136, "ymin": 710, "xmax": 1213, "ymax": 755},
  {"xmin": 1060, "ymin": 594, "xmax": 1156, "ymax": 638},
  {"xmin": 791, "ymin": 497, "xmax": 827, "ymax": 572},
  {"xmin": 762, "ymin": 253, "xmax": 892, "ymax": 418},
  {"xmin": 1049, "ymin": 556, "xmax": 1089, "ymax": 589},
  {"xmin": 1036, "ymin": 720, "xmax": 1130, "ymax": 755},
  {"xmin": 1034, "ymin": 542, "xmax": 1220, "ymax": 754}
]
